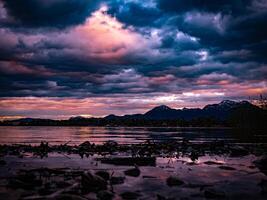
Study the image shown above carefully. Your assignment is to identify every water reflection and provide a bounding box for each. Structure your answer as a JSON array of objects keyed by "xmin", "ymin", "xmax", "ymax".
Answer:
[{"xmin": 0, "ymin": 126, "xmax": 266, "ymax": 145}]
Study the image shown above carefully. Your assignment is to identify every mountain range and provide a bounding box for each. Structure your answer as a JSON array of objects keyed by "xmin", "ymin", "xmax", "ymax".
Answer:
[
  {"xmin": 104, "ymin": 100, "xmax": 260, "ymax": 121},
  {"xmin": 1, "ymin": 100, "xmax": 266, "ymax": 129}
]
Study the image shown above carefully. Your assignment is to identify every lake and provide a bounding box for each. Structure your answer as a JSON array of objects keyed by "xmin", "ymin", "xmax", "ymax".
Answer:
[
  {"xmin": 0, "ymin": 126, "xmax": 265, "ymax": 145},
  {"xmin": 0, "ymin": 126, "xmax": 267, "ymax": 199}
]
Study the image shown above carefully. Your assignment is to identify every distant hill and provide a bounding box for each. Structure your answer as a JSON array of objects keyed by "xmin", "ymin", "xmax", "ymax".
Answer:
[
  {"xmin": 1, "ymin": 100, "xmax": 266, "ymax": 129},
  {"xmin": 104, "ymin": 100, "xmax": 260, "ymax": 121}
]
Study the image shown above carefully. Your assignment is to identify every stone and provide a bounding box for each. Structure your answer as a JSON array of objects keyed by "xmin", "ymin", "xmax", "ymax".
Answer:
[
  {"xmin": 204, "ymin": 189, "xmax": 225, "ymax": 199},
  {"xmin": 55, "ymin": 194, "xmax": 88, "ymax": 200},
  {"xmin": 81, "ymin": 171, "xmax": 107, "ymax": 193},
  {"xmin": 124, "ymin": 167, "xmax": 140, "ymax": 177},
  {"xmin": 97, "ymin": 190, "xmax": 114, "ymax": 200},
  {"xmin": 95, "ymin": 171, "xmax": 110, "ymax": 181},
  {"xmin": 259, "ymin": 179, "xmax": 267, "ymax": 194},
  {"xmin": 218, "ymin": 166, "xmax": 236, "ymax": 170},
  {"xmin": 166, "ymin": 176, "xmax": 184, "ymax": 187},
  {"xmin": 0, "ymin": 160, "xmax": 6, "ymax": 165},
  {"xmin": 204, "ymin": 161, "xmax": 223, "ymax": 165},
  {"xmin": 98, "ymin": 157, "xmax": 156, "ymax": 166},
  {"xmin": 110, "ymin": 176, "xmax": 125, "ymax": 185},
  {"xmin": 254, "ymin": 156, "xmax": 267, "ymax": 175},
  {"xmin": 120, "ymin": 191, "xmax": 141, "ymax": 200}
]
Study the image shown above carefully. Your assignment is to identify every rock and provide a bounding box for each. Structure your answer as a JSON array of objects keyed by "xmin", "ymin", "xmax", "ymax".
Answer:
[
  {"xmin": 259, "ymin": 179, "xmax": 267, "ymax": 194},
  {"xmin": 0, "ymin": 160, "xmax": 6, "ymax": 165},
  {"xmin": 17, "ymin": 172, "xmax": 42, "ymax": 186},
  {"xmin": 95, "ymin": 171, "xmax": 110, "ymax": 181},
  {"xmin": 204, "ymin": 161, "xmax": 223, "ymax": 165},
  {"xmin": 166, "ymin": 176, "xmax": 184, "ymax": 187},
  {"xmin": 110, "ymin": 176, "xmax": 125, "ymax": 185},
  {"xmin": 79, "ymin": 141, "xmax": 91, "ymax": 147},
  {"xmin": 38, "ymin": 187, "xmax": 55, "ymax": 196},
  {"xmin": 218, "ymin": 166, "xmax": 236, "ymax": 170},
  {"xmin": 254, "ymin": 156, "xmax": 267, "ymax": 175},
  {"xmin": 104, "ymin": 140, "xmax": 118, "ymax": 147},
  {"xmin": 81, "ymin": 171, "xmax": 107, "ymax": 193},
  {"xmin": 97, "ymin": 190, "xmax": 114, "ymax": 200},
  {"xmin": 55, "ymin": 194, "xmax": 88, "ymax": 200},
  {"xmin": 120, "ymin": 191, "xmax": 141, "ymax": 200},
  {"xmin": 189, "ymin": 151, "xmax": 199, "ymax": 161},
  {"xmin": 124, "ymin": 167, "xmax": 141, "ymax": 177},
  {"xmin": 204, "ymin": 189, "xmax": 225, "ymax": 199},
  {"xmin": 9, "ymin": 172, "xmax": 42, "ymax": 189},
  {"xmin": 8, "ymin": 179, "xmax": 32, "ymax": 190},
  {"xmin": 98, "ymin": 157, "xmax": 156, "ymax": 166}
]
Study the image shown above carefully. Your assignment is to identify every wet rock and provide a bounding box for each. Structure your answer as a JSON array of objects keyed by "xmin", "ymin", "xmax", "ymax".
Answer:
[
  {"xmin": 55, "ymin": 194, "xmax": 88, "ymax": 200},
  {"xmin": 38, "ymin": 187, "xmax": 55, "ymax": 196},
  {"xmin": 124, "ymin": 166, "xmax": 140, "ymax": 177},
  {"xmin": 229, "ymin": 146, "xmax": 249, "ymax": 157},
  {"xmin": 56, "ymin": 180, "xmax": 72, "ymax": 188},
  {"xmin": 189, "ymin": 151, "xmax": 199, "ymax": 162},
  {"xmin": 218, "ymin": 166, "xmax": 236, "ymax": 170},
  {"xmin": 98, "ymin": 157, "xmax": 156, "ymax": 166},
  {"xmin": 8, "ymin": 179, "xmax": 32, "ymax": 190},
  {"xmin": 95, "ymin": 171, "xmax": 110, "ymax": 181},
  {"xmin": 166, "ymin": 176, "xmax": 184, "ymax": 187},
  {"xmin": 79, "ymin": 141, "xmax": 91, "ymax": 147},
  {"xmin": 254, "ymin": 156, "xmax": 267, "ymax": 175},
  {"xmin": 120, "ymin": 191, "xmax": 141, "ymax": 200},
  {"xmin": 259, "ymin": 179, "xmax": 267, "ymax": 194},
  {"xmin": 0, "ymin": 160, "xmax": 6, "ymax": 165},
  {"xmin": 9, "ymin": 172, "xmax": 42, "ymax": 189},
  {"xmin": 204, "ymin": 189, "xmax": 225, "ymax": 198},
  {"xmin": 97, "ymin": 190, "xmax": 114, "ymax": 200},
  {"xmin": 81, "ymin": 171, "xmax": 107, "ymax": 193},
  {"xmin": 110, "ymin": 176, "xmax": 125, "ymax": 185},
  {"xmin": 104, "ymin": 140, "xmax": 118, "ymax": 147},
  {"xmin": 204, "ymin": 161, "xmax": 223, "ymax": 165},
  {"xmin": 17, "ymin": 172, "xmax": 42, "ymax": 185}
]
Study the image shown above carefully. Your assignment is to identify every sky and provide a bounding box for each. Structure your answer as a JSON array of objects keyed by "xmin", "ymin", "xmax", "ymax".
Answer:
[{"xmin": 0, "ymin": 0, "xmax": 267, "ymax": 119}]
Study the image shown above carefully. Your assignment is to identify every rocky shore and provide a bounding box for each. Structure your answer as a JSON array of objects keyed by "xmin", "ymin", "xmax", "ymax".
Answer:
[{"xmin": 0, "ymin": 140, "xmax": 267, "ymax": 199}]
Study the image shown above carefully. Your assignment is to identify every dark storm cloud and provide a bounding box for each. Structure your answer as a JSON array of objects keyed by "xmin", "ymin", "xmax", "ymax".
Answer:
[
  {"xmin": 157, "ymin": 0, "xmax": 252, "ymax": 15},
  {"xmin": 107, "ymin": 1, "xmax": 162, "ymax": 27},
  {"xmin": 1, "ymin": 0, "xmax": 101, "ymax": 28},
  {"xmin": 0, "ymin": 0, "xmax": 266, "ymax": 101}
]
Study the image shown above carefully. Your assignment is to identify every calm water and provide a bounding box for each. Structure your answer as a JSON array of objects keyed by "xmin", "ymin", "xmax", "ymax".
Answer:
[
  {"xmin": 0, "ymin": 126, "xmax": 265, "ymax": 145},
  {"xmin": 0, "ymin": 126, "xmax": 267, "ymax": 199}
]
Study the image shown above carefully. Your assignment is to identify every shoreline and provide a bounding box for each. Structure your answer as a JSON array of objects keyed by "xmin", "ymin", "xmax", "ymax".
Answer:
[{"xmin": 0, "ymin": 141, "xmax": 267, "ymax": 199}]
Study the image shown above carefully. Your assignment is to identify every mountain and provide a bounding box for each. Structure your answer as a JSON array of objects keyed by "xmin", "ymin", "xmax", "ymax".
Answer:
[
  {"xmin": 104, "ymin": 100, "xmax": 260, "ymax": 121},
  {"xmin": 144, "ymin": 105, "xmax": 179, "ymax": 119},
  {"xmin": 1, "ymin": 100, "xmax": 266, "ymax": 129}
]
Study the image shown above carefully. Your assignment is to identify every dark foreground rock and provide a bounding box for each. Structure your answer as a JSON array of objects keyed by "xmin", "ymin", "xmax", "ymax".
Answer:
[
  {"xmin": 98, "ymin": 157, "xmax": 156, "ymax": 166},
  {"xmin": 218, "ymin": 166, "xmax": 236, "ymax": 170},
  {"xmin": 81, "ymin": 171, "xmax": 107, "ymax": 193},
  {"xmin": 124, "ymin": 166, "xmax": 141, "ymax": 177},
  {"xmin": 204, "ymin": 189, "xmax": 226, "ymax": 198},
  {"xmin": 110, "ymin": 176, "xmax": 125, "ymax": 185},
  {"xmin": 166, "ymin": 176, "xmax": 184, "ymax": 187},
  {"xmin": 120, "ymin": 191, "xmax": 141, "ymax": 200},
  {"xmin": 254, "ymin": 156, "xmax": 267, "ymax": 175},
  {"xmin": 97, "ymin": 190, "xmax": 114, "ymax": 200},
  {"xmin": 95, "ymin": 171, "xmax": 110, "ymax": 181}
]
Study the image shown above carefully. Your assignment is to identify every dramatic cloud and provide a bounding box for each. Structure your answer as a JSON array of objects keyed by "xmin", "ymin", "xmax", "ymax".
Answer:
[
  {"xmin": 0, "ymin": 0, "xmax": 266, "ymax": 118},
  {"xmin": 1, "ymin": 0, "xmax": 101, "ymax": 28}
]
